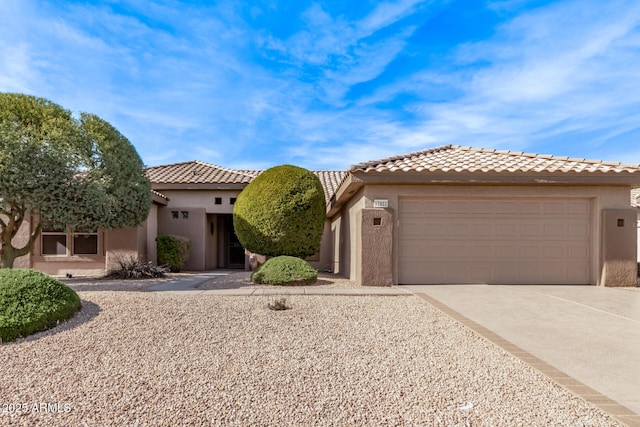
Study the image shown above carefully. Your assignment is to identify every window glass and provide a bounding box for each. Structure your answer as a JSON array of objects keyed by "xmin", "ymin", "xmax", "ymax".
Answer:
[
  {"xmin": 42, "ymin": 234, "xmax": 67, "ymax": 255},
  {"xmin": 73, "ymin": 234, "xmax": 98, "ymax": 255}
]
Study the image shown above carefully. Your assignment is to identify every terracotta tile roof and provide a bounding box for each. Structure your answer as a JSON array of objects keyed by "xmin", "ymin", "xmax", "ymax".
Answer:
[
  {"xmin": 146, "ymin": 161, "xmax": 345, "ymax": 205},
  {"xmin": 146, "ymin": 161, "xmax": 258, "ymax": 184},
  {"xmin": 314, "ymin": 170, "xmax": 347, "ymax": 204},
  {"xmin": 350, "ymin": 145, "xmax": 640, "ymax": 174}
]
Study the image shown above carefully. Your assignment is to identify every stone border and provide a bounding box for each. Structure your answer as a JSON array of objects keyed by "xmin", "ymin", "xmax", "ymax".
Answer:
[{"xmin": 413, "ymin": 292, "xmax": 640, "ymax": 427}]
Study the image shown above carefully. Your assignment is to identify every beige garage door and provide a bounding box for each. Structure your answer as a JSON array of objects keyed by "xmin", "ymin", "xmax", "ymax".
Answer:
[{"xmin": 398, "ymin": 198, "xmax": 591, "ymax": 285}]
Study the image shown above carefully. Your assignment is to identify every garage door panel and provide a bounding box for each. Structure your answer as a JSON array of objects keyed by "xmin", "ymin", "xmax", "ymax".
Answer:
[
  {"xmin": 568, "ymin": 224, "xmax": 589, "ymax": 238},
  {"xmin": 495, "ymin": 201, "xmax": 518, "ymax": 214},
  {"xmin": 543, "ymin": 246, "xmax": 565, "ymax": 258},
  {"xmin": 568, "ymin": 201, "xmax": 590, "ymax": 214},
  {"xmin": 543, "ymin": 201, "xmax": 566, "ymax": 214},
  {"xmin": 470, "ymin": 245, "xmax": 493, "ymax": 258},
  {"xmin": 472, "ymin": 223, "xmax": 494, "ymax": 236},
  {"xmin": 567, "ymin": 245, "xmax": 589, "ymax": 258},
  {"xmin": 398, "ymin": 198, "xmax": 591, "ymax": 285},
  {"xmin": 519, "ymin": 246, "xmax": 540, "ymax": 257}
]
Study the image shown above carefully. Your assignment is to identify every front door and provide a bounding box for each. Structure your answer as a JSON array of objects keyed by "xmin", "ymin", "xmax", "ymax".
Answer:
[{"xmin": 224, "ymin": 216, "xmax": 245, "ymax": 269}]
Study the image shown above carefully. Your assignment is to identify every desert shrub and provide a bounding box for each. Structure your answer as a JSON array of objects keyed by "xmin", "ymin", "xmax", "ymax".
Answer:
[
  {"xmin": 106, "ymin": 256, "xmax": 168, "ymax": 279},
  {"xmin": 251, "ymin": 256, "xmax": 318, "ymax": 286},
  {"xmin": 0, "ymin": 269, "xmax": 81, "ymax": 343},
  {"xmin": 233, "ymin": 165, "xmax": 325, "ymax": 258},
  {"xmin": 268, "ymin": 297, "xmax": 291, "ymax": 311},
  {"xmin": 156, "ymin": 235, "xmax": 191, "ymax": 272}
]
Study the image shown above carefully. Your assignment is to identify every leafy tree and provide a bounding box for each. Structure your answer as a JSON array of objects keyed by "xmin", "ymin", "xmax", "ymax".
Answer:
[
  {"xmin": 233, "ymin": 165, "xmax": 325, "ymax": 258},
  {"xmin": 0, "ymin": 93, "xmax": 151, "ymax": 268}
]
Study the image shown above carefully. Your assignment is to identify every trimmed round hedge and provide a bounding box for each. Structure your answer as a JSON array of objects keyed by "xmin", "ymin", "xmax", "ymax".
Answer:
[
  {"xmin": 233, "ymin": 165, "xmax": 325, "ymax": 258},
  {"xmin": 251, "ymin": 256, "xmax": 318, "ymax": 286},
  {"xmin": 0, "ymin": 269, "xmax": 81, "ymax": 343}
]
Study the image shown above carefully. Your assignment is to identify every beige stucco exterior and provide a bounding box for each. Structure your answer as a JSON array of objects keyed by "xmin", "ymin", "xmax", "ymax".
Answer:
[
  {"xmin": 330, "ymin": 182, "xmax": 638, "ymax": 287},
  {"xmin": 3, "ymin": 151, "xmax": 639, "ymax": 285},
  {"xmin": 14, "ymin": 221, "xmax": 147, "ymax": 277}
]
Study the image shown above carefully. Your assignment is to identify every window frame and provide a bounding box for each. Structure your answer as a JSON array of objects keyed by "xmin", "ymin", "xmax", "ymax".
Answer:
[
  {"xmin": 41, "ymin": 228, "xmax": 68, "ymax": 256},
  {"xmin": 41, "ymin": 228, "xmax": 101, "ymax": 257}
]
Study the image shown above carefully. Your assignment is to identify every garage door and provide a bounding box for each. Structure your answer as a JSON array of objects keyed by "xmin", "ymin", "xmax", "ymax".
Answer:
[{"xmin": 398, "ymin": 198, "xmax": 591, "ymax": 285}]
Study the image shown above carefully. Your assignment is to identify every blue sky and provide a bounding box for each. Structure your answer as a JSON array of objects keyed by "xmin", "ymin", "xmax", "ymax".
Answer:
[{"xmin": 1, "ymin": 0, "xmax": 640, "ymax": 170}]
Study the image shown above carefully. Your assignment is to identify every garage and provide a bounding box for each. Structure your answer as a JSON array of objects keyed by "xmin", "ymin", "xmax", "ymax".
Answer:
[
  {"xmin": 329, "ymin": 145, "xmax": 640, "ymax": 287},
  {"xmin": 398, "ymin": 197, "xmax": 592, "ymax": 285}
]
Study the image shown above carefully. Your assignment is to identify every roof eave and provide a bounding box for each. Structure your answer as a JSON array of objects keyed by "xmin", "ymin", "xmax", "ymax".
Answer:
[
  {"xmin": 327, "ymin": 173, "xmax": 363, "ymax": 218},
  {"xmin": 349, "ymin": 170, "xmax": 640, "ymax": 186},
  {"xmin": 152, "ymin": 193, "xmax": 169, "ymax": 206},
  {"xmin": 151, "ymin": 183, "xmax": 249, "ymax": 191}
]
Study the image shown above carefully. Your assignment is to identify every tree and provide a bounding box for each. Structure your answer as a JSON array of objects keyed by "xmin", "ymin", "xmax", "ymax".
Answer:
[
  {"xmin": 0, "ymin": 93, "xmax": 151, "ymax": 268},
  {"xmin": 233, "ymin": 165, "xmax": 325, "ymax": 258}
]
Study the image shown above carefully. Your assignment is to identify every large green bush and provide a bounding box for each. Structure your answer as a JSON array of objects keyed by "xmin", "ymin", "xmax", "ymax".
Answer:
[
  {"xmin": 251, "ymin": 256, "xmax": 318, "ymax": 286},
  {"xmin": 156, "ymin": 235, "xmax": 191, "ymax": 272},
  {"xmin": 233, "ymin": 165, "xmax": 325, "ymax": 258},
  {"xmin": 0, "ymin": 269, "xmax": 81, "ymax": 343}
]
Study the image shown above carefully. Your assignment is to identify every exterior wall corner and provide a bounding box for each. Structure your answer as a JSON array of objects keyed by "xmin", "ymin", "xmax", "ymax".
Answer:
[
  {"xmin": 600, "ymin": 208, "xmax": 637, "ymax": 287},
  {"xmin": 358, "ymin": 208, "xmax": 394, "ymax": 287}
]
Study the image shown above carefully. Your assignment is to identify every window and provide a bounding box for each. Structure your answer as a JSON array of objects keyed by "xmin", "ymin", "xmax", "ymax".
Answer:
[
  {"xmin": 171, "ymin": 211, "xmax": 179, "ymax": 219},
  {"xmin": 181, "ymin": 211, "xmax": 189, "ymax": 219},
  {"xmin": 73, "ymin": 233, "xmax": 98, "ymax": 254},
  {"xmin": 42, "ymin": 228, "xmax": 67, "ymax": 255},
  {"xmin": 230, "ymin": 197, "xmax": 237, "ymax": 205},
  {"xmin": 42, "ymin": 228, "xmax": 99, "ymax": 256},
  {"xmin": 215, "ymin": 197, "xmax": 222, "ymax": 205}
]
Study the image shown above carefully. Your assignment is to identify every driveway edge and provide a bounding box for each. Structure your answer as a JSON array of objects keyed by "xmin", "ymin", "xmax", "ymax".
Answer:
[{"xmin": 412, "ymin": 291, "xmax": 640, "ymax": 427}]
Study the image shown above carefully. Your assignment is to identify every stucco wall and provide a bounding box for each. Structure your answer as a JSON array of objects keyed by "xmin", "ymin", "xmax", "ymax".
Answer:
[
  {"xmin": 158, "ymin": 190, "xmax": 241, "ymax": 214},
  {"xmin": 105, "ymin": 226, "xmax": 141, "ymax": 271},
  {"xmin": 330, "ymin": 217, "xmax": 342, "ymax": 274},
  {"xmin": 307, "ymin": 220, "xmax": 333, "ymax": 271},
  {"xmin": 330, "ymin": 188, "xmax": 365, "ymax": 280},
  {"xmin": 333, "ymin": 184, "xmax": 635, "ymax": 286},
  {"xmin": 205, "ymin": 214, "xmax": 218, "ymax": 270},
  {"xmin": 146, "ymin": 204, "xmax": 159, "ymax": 265},
  {"xmin": 359, "ymin": 208, "xmax": 394, "ymax": 286},
  {"xmin": 26, "ymin": 216, "xmax": 107, "ymax": 276},
  {"xmin": 600, "ymin": 209, "xmax": 637, "ymax": 286},
  {"xmin": 157, "ymin": 206, "xmax": 207, "ymax": 271}
]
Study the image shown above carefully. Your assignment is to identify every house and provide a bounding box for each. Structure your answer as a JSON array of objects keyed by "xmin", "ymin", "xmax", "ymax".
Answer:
[
  {"xmin": 144, "ymin": 161, "xmax": 345, "ymax": 271},
  {"xmin": 5, "ymin": 145, "xmax": 640, "ymax": 287},
  {"xmin": 328, "ymin": 145, "xmax": 640, "ymax": 287}
]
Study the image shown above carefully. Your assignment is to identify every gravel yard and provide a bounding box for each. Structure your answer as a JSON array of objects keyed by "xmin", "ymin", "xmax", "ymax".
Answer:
[
  {"xmin": 195, "ymin": 272, "xmax": 360, "ymax": 290},
  {"xmin": 0, "ymin": 291, "xmax": 621, "ymax": 426}
]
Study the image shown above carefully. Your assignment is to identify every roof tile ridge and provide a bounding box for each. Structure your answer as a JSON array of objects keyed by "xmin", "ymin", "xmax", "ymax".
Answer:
[
  {"xmin": 146, "ymin": 160, "xmax": 198, "ymax": 170},
  {"xmin": 193, "ymin": 160, "xmax": 261, "ymax": 178},
  {"xmin": 349, "ymin": 145, "xmax": 453, "ymax": 171},
  {"xmin": 486, "ymin": 150, "xmax": 638, "ymax": 169}
]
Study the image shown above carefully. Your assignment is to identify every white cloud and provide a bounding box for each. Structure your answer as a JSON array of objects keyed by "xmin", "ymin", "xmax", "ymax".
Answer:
[{"xmin": 3, "ymin": 0, "xmax": 640, "ymax": 171}]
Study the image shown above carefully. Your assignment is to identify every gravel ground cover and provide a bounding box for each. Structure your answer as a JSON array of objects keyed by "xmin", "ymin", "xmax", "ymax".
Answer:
[
  {"xmin": 196, "ymin": 272, "xmax": 359, "ymax": 290},
  {"xmin": 0, "ymin": 292, "xmax": 621, "ymax": 426},
  {"xmin": 61, "ymin": 272, "xmax": 358, "ymax": 292}
]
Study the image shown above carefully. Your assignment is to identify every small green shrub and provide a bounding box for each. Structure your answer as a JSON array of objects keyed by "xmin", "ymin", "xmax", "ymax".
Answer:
[
  {"xmin": 251, "ymin": 256, "xmax": 318, "ymax": 286},
  {"xmin": 0, "ymin": 269, "xmax": 81, "ymax": 343},
  {"xmin": 106, "ymin": 256, "xmax": 168, "ymax": 279},
  {"xmin": 156, "ymin": 235, "xmax": 191, "ymax": 272}
]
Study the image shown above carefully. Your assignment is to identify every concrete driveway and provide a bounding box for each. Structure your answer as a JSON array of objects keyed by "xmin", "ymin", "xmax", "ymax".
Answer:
[{"xmin": 401, "ymin": 284, "xmax": 640, "ymax": 426}]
